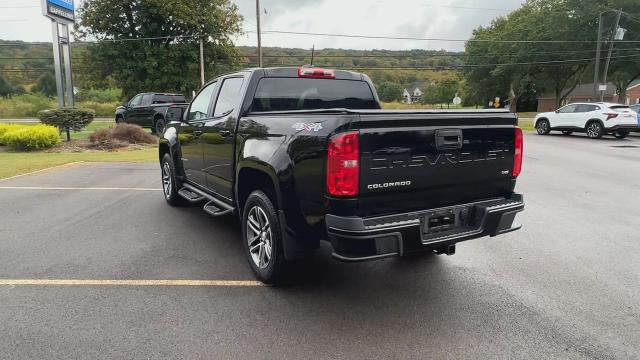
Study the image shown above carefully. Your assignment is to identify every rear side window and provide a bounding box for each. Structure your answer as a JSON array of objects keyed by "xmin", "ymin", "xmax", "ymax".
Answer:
[
  {"xmin": 141, "ymin": 94, "xmax": 153, "ymax": 106},
  {"xmin": 252, "ymin": 78, "xmax": 378, "ymax": 112},
  {"xmin": 154, "ymin": 95, "xmax": 186, "ymax": 104},
  {"xmin": 609, "ymin": 105, "xmax": 630, "ymax": 112},
  {"xmin": 214, "ymin": 77, "xmax": 245, "ymax": 117}
]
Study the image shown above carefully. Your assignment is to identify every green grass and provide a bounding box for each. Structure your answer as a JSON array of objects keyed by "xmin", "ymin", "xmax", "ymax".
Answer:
[{"xmin": 0, "ymin": 148, "xmax": 157, "ymax": 179}]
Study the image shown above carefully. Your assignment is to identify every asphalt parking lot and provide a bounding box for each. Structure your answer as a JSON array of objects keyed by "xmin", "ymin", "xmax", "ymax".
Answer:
[{"xmin": 1, "ymin": 133, "xmax": 639, "ymax": 359}]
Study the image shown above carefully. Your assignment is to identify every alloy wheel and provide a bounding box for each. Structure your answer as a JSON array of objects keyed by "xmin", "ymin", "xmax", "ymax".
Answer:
[
  {"xmin": 162, "ymin": 162, "xmax": 172, "ymax": 198},
  {"xmin": 246, "ymin": 205, "xmax": 273, "ymax": 269},
  {"xmin": 536, "ymin": 121, "xmax": 549, "ymax": 135},
  {"xmin": 587, "ymin": 123, "xmax": 601, "ymax": 138}
]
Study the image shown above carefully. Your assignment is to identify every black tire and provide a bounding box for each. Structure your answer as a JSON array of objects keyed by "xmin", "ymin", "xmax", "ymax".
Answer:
[
  {"xmin": 536, "ymin": 119, "xmax": 550, "ymax": 135},
  {"xmin": 153, "ymin": 117, "xmax": 166, "ymax": 135},
  {"xmin": 586, "ymin": 121, "xmax": 604, "ymax": 139},
  {"xmin": 161, "ymin": 153, "xmax": 186, "ymax": 206},
  {"xmin": 614, "ymin": 130, "xmax": 629, "ymax": 139},
  {"xmin": 561, "ymin": 130, "xmax": 573, "ymax": 135},
  {"xmin": 115, "ymin": 115, "xmax": 124, "ymax": 124},
  {"xmin": 242, "ymin": 190, "xmax": 286, "ymax": 284}
]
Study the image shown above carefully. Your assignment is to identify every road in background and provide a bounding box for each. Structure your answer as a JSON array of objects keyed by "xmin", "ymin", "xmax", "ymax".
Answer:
[{"xmin": 0, "ymin": 134, "xmax": 638, "ymax": 359}]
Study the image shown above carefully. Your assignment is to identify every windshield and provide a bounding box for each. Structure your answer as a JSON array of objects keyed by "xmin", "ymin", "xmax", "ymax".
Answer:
[{"xmin": 251, "ymin": 78, "xmax": 379, "ymax": 111}]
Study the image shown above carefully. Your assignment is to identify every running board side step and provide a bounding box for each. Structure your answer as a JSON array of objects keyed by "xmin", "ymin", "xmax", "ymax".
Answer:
[{"xmin": 180, "ymin": 183, "xmax": 235, "ymax": 216}]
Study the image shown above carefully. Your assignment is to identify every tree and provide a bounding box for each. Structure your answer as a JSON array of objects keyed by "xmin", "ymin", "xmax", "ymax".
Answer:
[
  {"xmin": 463, "ymin": 0, "xmax": 597, "ymax": 110},
  {"xmin": 74, "ymin": 0, "xmax": 244, "ymax": 99},
  {"xmin": 33, "ymin": 72, "xmax": 57, "ymax": 97},
  {"xmin": 0, "ymin": 75, "xmax": 13, "ymax": 99},
  {"xmin": 422, "ymin": 80, "xmax": 459, "ymax": 107},
  {"xmin": 376, "ymin": 82, "xmax": 403, "ymax": 102}
]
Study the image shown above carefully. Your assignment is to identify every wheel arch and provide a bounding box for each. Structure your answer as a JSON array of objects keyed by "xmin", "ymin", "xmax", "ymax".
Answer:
[
  {"xmin": 535, "ymin": 117, "xmax": 549, "ymax": 127},
  {"xmin": 236, "ymin": 164, "xmax": 281, "ymax": 214},
  {"xmin": 585, "ymin": 118, "xmax": 604, "ymax": 129}
]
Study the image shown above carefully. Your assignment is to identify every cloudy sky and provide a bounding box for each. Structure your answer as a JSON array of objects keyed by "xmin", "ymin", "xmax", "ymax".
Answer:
[{"xmin": 1, "ymin": 0, "xmax": 525, "ymax": 51}]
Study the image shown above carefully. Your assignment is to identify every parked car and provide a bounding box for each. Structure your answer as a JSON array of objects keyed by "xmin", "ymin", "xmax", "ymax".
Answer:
[
  {"xmin": 534, "ymin": 102, "xmax": 638, "ymax": 139},
  {"xmin": 158, "ymin": 67, "xmax": 524, "ymax": 283},
  {"xmin": 630, "ymin": 104, "xmax": 640, "ymax": 130},
  {"xmin": 115, "ymin": 93, "xmax": 189, "ymax": 134}
]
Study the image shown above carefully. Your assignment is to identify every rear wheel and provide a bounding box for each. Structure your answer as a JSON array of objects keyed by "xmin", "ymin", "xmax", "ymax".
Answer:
[
  {"xmin": 586, "ymin": 121, "xmax": 604, "ymax": 139},
  {"xmin": 614, "ymin": 130, "xmax": 629, "ymax": 139},
  {"xmin": 561, "ymin": 130, "xmax": 573, "ymax": 135},
  {"xmin": 536, "ymin": 119, "xmax": 550, "ymax": 135},
  {"xmin": 242, "ymin": 190, "xmax": 286, "ymax": 284},
  {"xmin": 161, "ymin": 153, "xmax": 186, "ymax": 206}
]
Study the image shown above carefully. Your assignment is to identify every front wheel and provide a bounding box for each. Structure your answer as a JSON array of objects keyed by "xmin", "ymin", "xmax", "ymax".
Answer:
[
  {"xmin": 536, "ymin": 119, "xmax": 550, "ymax": 135},
  {"xmin": 586, "ymin": 121, "xmax": 604, "ymax": 139},
  {"xmin": 242, "ymin": 191, "xmax": 286, "ymax": 284},
  {"xmin": 153, "ymin": 118, "xmax": 166, "ymax": 135},
  {"xmin": 614, "ymin": 130, "xmax": 629, "ymax": 139},
  {"xmin": 115, "ymin": 116, "xmax": 124, "ymax": 124}
]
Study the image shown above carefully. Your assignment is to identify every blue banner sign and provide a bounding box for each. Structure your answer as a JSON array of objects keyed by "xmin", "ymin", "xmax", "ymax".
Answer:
[{"xmin": 42, "ymin": 0, "xmax": 75, "ymax": 23}]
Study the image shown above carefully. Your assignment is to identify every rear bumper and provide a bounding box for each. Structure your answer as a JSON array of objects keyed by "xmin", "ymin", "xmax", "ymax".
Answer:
[
  {"xmin": 606, "ymin": 124, "xmax": 638, "ymax": 132},
  {"xmin": 326, "ymin": 193, "xmax": 524, "ymax": 262}
]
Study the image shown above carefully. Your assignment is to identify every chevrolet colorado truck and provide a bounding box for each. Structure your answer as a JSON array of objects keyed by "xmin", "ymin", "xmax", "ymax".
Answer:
[
  {"xmin": 159, "ymin": 67, "xmax": 525, "ymax": 283},
  {"xmin": 116, "ymin": 93, "xmax": 188, "ymax": 134}
]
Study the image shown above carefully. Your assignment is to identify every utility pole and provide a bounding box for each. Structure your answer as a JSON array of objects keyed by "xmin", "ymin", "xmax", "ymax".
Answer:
[
  {"xmin": 593, "ymin": 13, "xmax": 603, "ymax": 99},
  {"xmin": 256, "ymin": 0, "xmax": 263, "ymax": 67},
  {"xmin": 601, "ymin": 8, "xmax": 623, "ymax": 102},
  {"xmin": 199, "ymin": 37, "xmax": 205, "ymax": 85}
]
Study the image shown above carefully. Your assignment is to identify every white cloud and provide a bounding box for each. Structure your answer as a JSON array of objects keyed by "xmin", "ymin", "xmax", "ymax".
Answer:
[{"xmin": 1, "ymin": 0, "xmax": 525, "ymax": 51}]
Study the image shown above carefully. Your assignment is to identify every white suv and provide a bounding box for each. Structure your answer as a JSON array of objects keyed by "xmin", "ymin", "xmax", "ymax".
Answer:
[{"xmin": 534, "ymin": 102, "xmax": 638, "ymax": 139}]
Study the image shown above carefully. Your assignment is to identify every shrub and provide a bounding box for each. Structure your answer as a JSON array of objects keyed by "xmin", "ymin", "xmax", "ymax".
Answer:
[
  {"xmin": 38, "ymin": 107, "xmax": 95, "ymax": 141},
  {"xmin": 110, "ymin": 123, "xmax": 157, "ymax": 144},
  {"xmin": 88, "ymin": 123, "xmax": 156, "ymax": 149},
  {"xmin": 76, "ymin": 88, "xmax": 122, "ymax": 103},
  {"xmin": 0, "ymin": 94, "xmax": 56, "ymax": 118},
  {"xmin": 0, "ymin": 124, "xmax": 27, "ymax": 141},
  {"xmin": 76, "ymin": 101, "xmax": 120, "ymax": 117},
  {"xmin": 0, "ymin": 125, "xmax": 60, "ymax": 151}
]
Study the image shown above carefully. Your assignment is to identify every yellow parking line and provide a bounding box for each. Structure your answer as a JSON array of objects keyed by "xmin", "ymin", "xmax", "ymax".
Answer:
[
  {"xmin": 0, "ymin": 279, "xmax": 264, "ymax": 287},
  {"xmin": 0, "ymin": 186, "xmax": 161, "ymax": 191},
  {"xmin": 0, "ymin": 161, "xmax": 85, "ymax": 182}
]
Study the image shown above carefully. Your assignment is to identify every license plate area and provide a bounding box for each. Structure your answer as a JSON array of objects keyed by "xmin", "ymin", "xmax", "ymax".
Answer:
[{"xmin": 420, "ymin": 206, "xmax": 475, "ymax": 241}]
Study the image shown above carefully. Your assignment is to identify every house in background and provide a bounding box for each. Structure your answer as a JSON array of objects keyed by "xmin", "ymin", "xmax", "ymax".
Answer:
[
  {"xmin": 536, "ymin": 80, "xmax": 640, "ymax": 112},
  {"xmin": 536, "ymin": 83, "xmax": 619, "ymax": 112},
  {"xmin": 402, "ymin": 83, "xmax": 424, "ymax": 104},
  {"xmin": 625, "ymin": 80, "xmax": 640, "ymax": 105}
]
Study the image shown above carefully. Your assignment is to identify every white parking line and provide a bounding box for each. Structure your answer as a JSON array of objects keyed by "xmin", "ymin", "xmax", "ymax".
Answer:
[
  {"xmin": 0, "ymin": 186, "xmax": 161, "ymax": 191},
  {"xmin": 0, "ymin": 279, "xmax": 264, "ymax": 287}
]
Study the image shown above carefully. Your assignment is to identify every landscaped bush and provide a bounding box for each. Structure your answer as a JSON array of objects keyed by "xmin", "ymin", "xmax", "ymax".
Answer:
[
  {"xmin": 38, "ymin": 107, "xmax": 95, "ymax": 140},
  {"xmin": 0, "ymin": 125, "xmax": 60, "ymax": 151},
  {"xmin": 0, "ymin": 124, "xmax": 27, "ymax": 140},
  {"xmin": 110, "ymin": 123, "xmax": 157, "ymax": 144},
  {"xmin": 88, "ymin": 123, "xmax": 156, "ymax": 149}
]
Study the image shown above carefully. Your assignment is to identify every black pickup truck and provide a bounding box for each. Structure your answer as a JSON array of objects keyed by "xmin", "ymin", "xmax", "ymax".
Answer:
[
  {"xmin": 159, "ymin": 67, "xmax": 524, "ymax": 283},
  {"xmin": 115, "ymin": 93, "xmax": 188, "ymax": 134}
]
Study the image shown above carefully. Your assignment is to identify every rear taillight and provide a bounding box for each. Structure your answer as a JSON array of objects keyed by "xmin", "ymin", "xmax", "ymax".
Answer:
[
  {"xmin": 603, "ymin": 113, "xmax": 618, "ymax": 120},
  {"xmin": 327, "ymin": 131, "xmax": 359, "ymax": 197},
  {"xmin": 298, "ymin": 67, "xmax": 336, "ymax": 79},
  {"xmin": 513, "ymin": 127, "xmax": 523, "ymax": 177}
]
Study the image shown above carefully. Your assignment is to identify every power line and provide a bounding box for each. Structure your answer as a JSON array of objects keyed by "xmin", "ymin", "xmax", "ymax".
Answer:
[{"xmin": 260, "ymin": 29, "xmax": 640, "ymax": 43}]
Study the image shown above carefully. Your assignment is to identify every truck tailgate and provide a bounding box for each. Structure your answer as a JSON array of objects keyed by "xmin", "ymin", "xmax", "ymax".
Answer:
[{"xmin": 355, "ymin": 112, "xmax": 518, "ymax": 217}]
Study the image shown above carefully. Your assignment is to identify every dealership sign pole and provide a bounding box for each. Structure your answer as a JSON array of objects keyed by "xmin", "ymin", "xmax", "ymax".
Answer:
[{"xmin": 41, "ymin": 0, "xmax": 75, "ymax": 108}]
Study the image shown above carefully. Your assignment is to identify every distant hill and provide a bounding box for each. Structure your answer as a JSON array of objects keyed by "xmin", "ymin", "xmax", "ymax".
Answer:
[{"xmin": 0, "ymin": 40, "xmax": 462, "ymax": 91}]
